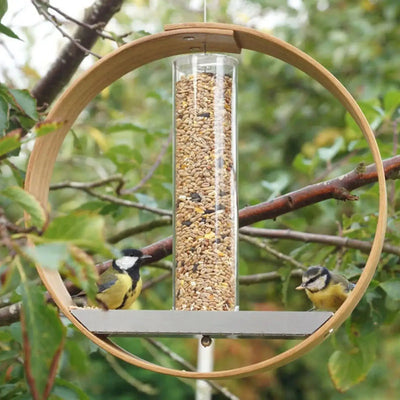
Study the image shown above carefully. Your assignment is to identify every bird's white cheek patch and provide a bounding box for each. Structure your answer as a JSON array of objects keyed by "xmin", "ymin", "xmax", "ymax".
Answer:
[
  {"xmin": 116, "ymin": 256, "xmax": 138, "ymax": 270},
  {"xmin": 314, "ymin": 276, "xmax": 327, "ymax": 291}
]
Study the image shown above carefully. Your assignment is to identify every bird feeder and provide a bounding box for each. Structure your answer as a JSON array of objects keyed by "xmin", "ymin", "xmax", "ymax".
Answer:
[
  {"xmin": 173, "ymin": 53, "xmax": 238, "ymax": 311},
  {"xmin": 25, "ymin": 23, "xmax": 387, "ymax": 379}
]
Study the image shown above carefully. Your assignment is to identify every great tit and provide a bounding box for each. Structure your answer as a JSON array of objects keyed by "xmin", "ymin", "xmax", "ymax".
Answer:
[
  {"xmin": 296, "ymin": 266, "xmax": 355, "ymax": 311},
  {"xmin": 95, "ymin": 248, "xmax": 151, "ymax": 310}
]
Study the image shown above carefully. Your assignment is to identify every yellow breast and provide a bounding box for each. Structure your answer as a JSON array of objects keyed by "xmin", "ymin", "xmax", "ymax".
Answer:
[
  {"xmin": 306, "ymin": 283, "xmax": 349, "ymax": 311},
  {"xmin": 122, "ymin": 278, "xmax": 142, "ymax": 310},
  {"xmin": 96, "ymin": 275, "xmax": 142, "ymax": 310}
]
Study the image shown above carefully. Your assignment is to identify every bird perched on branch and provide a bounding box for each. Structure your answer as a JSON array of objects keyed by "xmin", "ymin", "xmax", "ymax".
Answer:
[
  {"xmin": 296, "ymin": 266, "xmax": 355, "ymax": 311},
  {"xmin": 95, "ymin": 248, "xmax": 151, "ymax": 310}
]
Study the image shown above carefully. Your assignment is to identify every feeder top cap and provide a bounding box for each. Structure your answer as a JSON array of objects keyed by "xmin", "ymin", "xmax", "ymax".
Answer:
[{"xmin": 173, "ymin": 53, "xmax": 238, "ymax": 76}]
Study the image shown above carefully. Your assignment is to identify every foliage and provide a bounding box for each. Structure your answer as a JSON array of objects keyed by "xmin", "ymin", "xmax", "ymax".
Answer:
[{"xmin": 1, "ymin": 0, "xmax": 400, "ymax": 399}]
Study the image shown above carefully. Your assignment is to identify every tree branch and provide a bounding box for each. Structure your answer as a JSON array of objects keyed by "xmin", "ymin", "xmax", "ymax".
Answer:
[
  {"xmin": 31, "ymin": 0, "xmax": 125, "ymax": 110},
  {"xmin": 238, "ymin": 156, "xmax": 400, "ymax": 227},
  {"xmin": 240, "ymin": 227, "xmax": 400, "ymax": 256},
  {"xmin": 142, "ymin": 156, "xmax": 400, "ymax": 263}
]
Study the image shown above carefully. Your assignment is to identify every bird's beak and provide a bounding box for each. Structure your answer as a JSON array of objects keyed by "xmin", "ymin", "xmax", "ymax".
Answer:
[
  {"xmin": 140, "ymin": 254, "xmax": 152, "ymax": 261},
  {"xmin": 296, "ymin": 283, "xmax": 306, "ymax": 290}
]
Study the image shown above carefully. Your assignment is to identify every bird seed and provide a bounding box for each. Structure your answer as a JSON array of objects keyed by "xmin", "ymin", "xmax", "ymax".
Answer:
[{"xmin": 174, "ymin": 71, "xmax": 237, "ymax": 311}]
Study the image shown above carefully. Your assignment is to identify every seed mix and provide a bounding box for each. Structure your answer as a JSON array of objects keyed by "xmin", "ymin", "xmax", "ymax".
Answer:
[{"xmin": 174, "ymin": 71, "xmax": 237, "ymax": 311}]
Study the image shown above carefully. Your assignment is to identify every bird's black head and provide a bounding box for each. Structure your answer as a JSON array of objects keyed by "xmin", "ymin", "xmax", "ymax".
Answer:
[
  {"xmin": 121, "ymin": 248, "xmax": 144, "ymax": 258},
  {"xmin": 297, "ymin": 265, "xmax": 331, "ymax": 292},
  {"xmin": 113, "ymin": 248, "xmax": 152, "ymax": 274}
]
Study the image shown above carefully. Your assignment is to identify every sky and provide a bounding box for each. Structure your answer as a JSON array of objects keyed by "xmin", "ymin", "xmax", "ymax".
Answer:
[
  {"xmin": 0, "ymin": 1, "xmax": 93, "ymax": 85},
  {"xmin": 0, "ymin": 0, "xmax": 305, "ymax": 87}
]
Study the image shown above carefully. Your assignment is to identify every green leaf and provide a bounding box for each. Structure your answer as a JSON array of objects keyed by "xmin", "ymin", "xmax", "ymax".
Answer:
[
  {"xmin": 8, "ymin": 89, "xmax": 38, "ymax": 120},
  {"xmin": 1, "ymin": 186, "xmax": 47, "ymax": 228},
  {"xmin": 0, "ymin": 0, "xmax": 7, "ymax": 20},
  {"xmin": 317, "ymin": 136, "xmax": 344, "ymax": 162},
  {"xmin": 0, "ymin": 133, "xmax": 20, "ymax": 156},
  {"xmin": 105, "ymin": 144, "xmax": 142, "ymax": 173},
  {"xmin": 62, "ymin": 246, "xmax": 99, "ymax": 301},
  {"xmin": 0, "ymin": 95, "xmax": 9, "ymax": 133},
  {"xmin": 0, "ymin": 349, "xmax": 19, "ymax": 362},
  {"xmin": 0, "ymin": 22, "xmax": 20, "ymax": 40},
  {"xmin": 383, "ymin": 90, "xmax": 400, "ymax": 118},
  {"xmin": 0, "ymin": 383, "xmax": 27, "ymax": 399},
  {"xmin": 292, "ymin": 153, "xmax": 317, "ymax": 175},
  {"xmin": 24, "ymin": 243, "xmax": 69, "ymax": 270},
  {"xmin": 52, "ymin": 378, "xmax": 90, "ymax": 400},
  {"xmin": 379, "ymin": 280, "xmax": 400, "ymax": 301},
  {"xmin": 328, "ymin": 333, "xmax": 377, "ymax": 392},
  {"xmin": 106, "ymin": 122, "xmax": 149, "ymax": 134},
  {"xmin": 19, "ymin": 272, "xmax": 66, "ymax": 400},
  {"xmin": 43, "ymin": 212, "xmax": 111, "ymax": 256},
  {"xmin": 135, "ymin": 192, "xmax": 158, "ymax": 208},
  {"xmin": 0, "ymin": 259, "xmax": 20, "ymax": 296},
  {"xmin": 261, "ymin": 173, "xmax": 290, "ymax": 201},
  {"xmin": 3, "ymin": 159, "xmax": 25, "ymax": 186},
  {"xmin": 34, "ymin": 120, "xmax": 64, "ymax": 137},
  {"xmin": 64, "ymin": 341, "xmax": 89, "ymax": 374}
]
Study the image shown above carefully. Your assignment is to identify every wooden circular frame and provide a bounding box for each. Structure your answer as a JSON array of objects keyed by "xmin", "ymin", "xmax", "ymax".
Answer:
[{"xmin": 25, "ymin": 23, "xmax": 387, "ymax": 379}]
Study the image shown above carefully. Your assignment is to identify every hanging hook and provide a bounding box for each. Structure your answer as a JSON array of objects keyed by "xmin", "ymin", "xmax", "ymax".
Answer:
[{"xmin": 203, "ymin": 0, "xmax": 207, "ymax": 54}]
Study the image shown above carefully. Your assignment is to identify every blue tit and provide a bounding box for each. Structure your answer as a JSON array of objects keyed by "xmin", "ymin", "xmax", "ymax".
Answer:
[
  {"xmin": 95, "ymin": 248, "xmax": 151, "ymax": 310},
  {"xmin": 296, "ymin": 266, "xmax": 355, "ymax": 311}
]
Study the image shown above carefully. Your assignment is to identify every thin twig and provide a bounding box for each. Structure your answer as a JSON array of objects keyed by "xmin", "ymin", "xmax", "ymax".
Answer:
[
  {"xmin": 239, "ymin": 227, "xmax": 400, "ymax": 256},
  {"xmin": 150, "ymin": 260, "xmax": 173, "ymax": 271},
  {"xmin": 145, "ymin": 339, "xmax": 239, "ymax": 400},
  {"xmin": 31, "ymin": 0, "xmax": 124, "ymax": 109},
  {"xmin": 35, "ymin": 0, "xmax": 105, "ymax": 34},
  {"xmin": 31, "ymin": 0, "xmax": 102, "ymax": 58},
  {"xmin": 83, "ymin": 189, "xmax": 171, "ymax": 216},
  {"xmin": 239, "ymin": 234, "xmax": 307, "ymax": 270},
  {"xmin": 239, "ymin": 269, "xmax": 303, "ymax": 285},
  {"xmin": 108, "ymin": 217, "xmax": 172, "ymax": 244},
  {"xmin": 142, "ymin": 271, "xmax": 171, "ymax": 291},
  {"xmin": 50, "ymin": 177, "xmax": 171, "ymax": 216},
  {"xmin": 50, "ymin": 174, "xmax": 124, "ymax": 190},
  {"xmin": 33, "ymin": 0, "xmax": 135, "ymax": 43},
  {"xmin": 119, "ymin": 132, "xmax": 172, "ymax": 195},
  {"xmin": 105, "ymin": 353, "xmax": 158, "ymax": 395}
]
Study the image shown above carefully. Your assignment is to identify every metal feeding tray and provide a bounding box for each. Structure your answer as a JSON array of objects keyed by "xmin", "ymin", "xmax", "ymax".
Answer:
[{"xmin": 70, "ymin": 309, "xmax": 333, "ymax": 339}]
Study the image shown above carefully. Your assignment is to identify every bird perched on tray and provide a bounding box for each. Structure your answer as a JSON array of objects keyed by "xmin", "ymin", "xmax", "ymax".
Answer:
[
  {"xmin": 95, "ymin": 248, "xmax": 151, "ymax": 310},
  {"xmin": 296, "ymin": 265, "xmax": 355, "ymax": 311}
]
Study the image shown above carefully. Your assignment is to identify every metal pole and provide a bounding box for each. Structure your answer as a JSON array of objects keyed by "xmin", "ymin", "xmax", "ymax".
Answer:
[{"xmin": 195, "ymin": 338, "xmax": 215, "ymax": 400}]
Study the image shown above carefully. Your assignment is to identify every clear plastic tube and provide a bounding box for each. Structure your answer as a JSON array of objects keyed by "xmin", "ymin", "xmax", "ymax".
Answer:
[{"xmin": 173, "ymin": 54, "xmax": 238, "ymax": 311}]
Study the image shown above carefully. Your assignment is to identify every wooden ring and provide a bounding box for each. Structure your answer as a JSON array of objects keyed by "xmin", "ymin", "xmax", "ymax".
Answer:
[{"xmin": 25, "ymin": 23, "xmax": 387, "ymax": 379}]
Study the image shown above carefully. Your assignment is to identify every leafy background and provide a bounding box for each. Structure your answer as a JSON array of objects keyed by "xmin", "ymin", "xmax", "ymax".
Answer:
[{"xmin": 1, "ymin": 0, "xmax": 400, "ymax": 399}]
